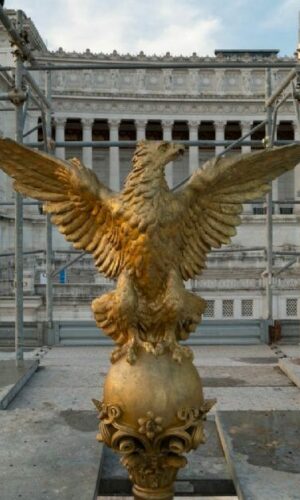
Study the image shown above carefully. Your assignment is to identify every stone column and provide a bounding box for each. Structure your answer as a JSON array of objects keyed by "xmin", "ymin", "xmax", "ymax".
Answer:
[
  {"xmin": 240, "ymin": 121, "xmax": 252, "ymax": 213},
  {"xmin": 162, "ymin": 120, "xmax": 173, "ymax": 188},
  {"xmin": 108, "ymin": 119, "xmax": 120, "ymax": 191},
  {"xmin": 82, "ymin": 118, "xmax": 94, "ymax": 168},
  {"xmin": 55, "ymin": 117, "xmax": 66, "ymax": 160},
  {"xmin": 241, "ymin": 120, "xmax": 251, "ymax": 153},
  {"xmin": 188, "ymin": 120, "xmax": 199, "ymax": 175},
  {"xmin": 135, "ymin": 119, "xmax": 147, "ymax": 141},
  {"xmin": 293, "ymin": 121, "xmax": 300, "ymax": 213},
  {"xmin": 215, "ymin": 121, "xmax": 225, "ymax": 155}
]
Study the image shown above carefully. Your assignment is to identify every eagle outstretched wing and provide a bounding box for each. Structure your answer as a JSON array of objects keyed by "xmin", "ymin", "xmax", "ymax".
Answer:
[
  {"xmin": 0, "ymin": 138, "xmax": 124, "ymax": 278},
  {"xmin": 175, "ymin": 144, "xmax": 300, "ymax": 281}
]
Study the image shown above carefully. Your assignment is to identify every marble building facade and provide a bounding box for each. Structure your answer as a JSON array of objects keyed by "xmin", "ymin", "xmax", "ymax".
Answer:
[{"xmin": 0, "ymin": 10, "xmax": 299, "ymax": 334}]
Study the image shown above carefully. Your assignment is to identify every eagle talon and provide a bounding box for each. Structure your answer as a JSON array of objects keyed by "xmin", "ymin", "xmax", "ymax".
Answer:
[
  {"xmin": 169, "ymin": 343, "xmax": 194, "ymax": 363},
  {"xmin": 126, "ymin": 345, "xmax": 138, "ymax": 364},
  {"xmin": 110, "ymin": 345, "xmax": 126, "ymax": 364}
]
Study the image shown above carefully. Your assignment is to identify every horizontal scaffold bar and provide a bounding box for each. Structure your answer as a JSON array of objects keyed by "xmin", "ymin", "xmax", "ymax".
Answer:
[
  {"xmin": 15, "ymin": 62, "xmax": 299, "ymax": 71},
  {"xmin": 26, "ymin": 140, "xmax": 300, "ymax": 148}
]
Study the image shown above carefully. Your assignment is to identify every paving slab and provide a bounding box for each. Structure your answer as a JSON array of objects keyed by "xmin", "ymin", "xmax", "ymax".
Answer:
[
  {"xmin": 279, "ymin": 357, "xmax": 300, "ymax": 388},
  {"xmin": 204, "ymin": 387, "xmax": 300, "ymax": 413},
  {"xmin": 216, "ymin": 410, "xmax": 300, "ymax": 500},
  {"xmin": 7, "ymin": 348, "xmax": 107, "ymax": 411},
  {"xmin": 0, "ymin": 359, "xmax": 39, "ymax": 409},
  {"xmin": 192, "ymin": 345, "xmax": 278, "ymax": 367},
  {"xmin": 198, "ymin": 366, "xmax": 292, "ymax": 387},
  {"xmin": 99, "ymin": 421, "xmax": 235, "ymax": 497},
  {"xmin": 0, "ymin": 408, "xmax": 102, "ymax": 500},
  {"xmin": 8, "ymin": 384, "xmax": 103, "ymax": 411},
  {"xmin": 39, "ymin": 346, "xmax": 112, "ymax": 366}
]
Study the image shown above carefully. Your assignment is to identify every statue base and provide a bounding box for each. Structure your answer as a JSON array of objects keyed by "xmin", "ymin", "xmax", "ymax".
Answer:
[{"xmin": 93, "ymin": 349, "xmax": 215, "ymax": 500}]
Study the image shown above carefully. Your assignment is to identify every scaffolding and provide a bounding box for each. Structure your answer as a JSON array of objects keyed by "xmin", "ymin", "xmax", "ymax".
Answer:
[{"xmin": 0, "ymin": 6, "xmax": 300, "ymax": 360}]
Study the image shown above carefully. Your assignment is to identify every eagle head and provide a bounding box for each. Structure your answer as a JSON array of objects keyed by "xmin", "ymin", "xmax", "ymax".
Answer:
[{"xmin": 132, "ymin": 140, "xmax": 185, "ymax": 172}]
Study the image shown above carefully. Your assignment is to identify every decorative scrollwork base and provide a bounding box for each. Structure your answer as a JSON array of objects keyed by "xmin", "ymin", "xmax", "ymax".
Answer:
[{"xmin": 93, "ymin": 351, "xmax": 215, "ymax": 499}]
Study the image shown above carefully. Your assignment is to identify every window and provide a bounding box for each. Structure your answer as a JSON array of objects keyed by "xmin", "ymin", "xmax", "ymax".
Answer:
[
  {"xmin": 279, "ymin": 206, "xmax": 293, "ymax": 215},
  {"xmin": 253, "ymin": 206, "xmax": 266, "ymax": 215},
  {"xmin": 241, "ymin": 299, "xmax": 253, "ymax": 317},
  {"xmin": 203, "ymin": 300, "xmax": 215, "ymax": 318},
  {"xmin": 253, "ymin": 206, "xmax": 275, "ymax": 215},
  {"xmin": 286, "ymin": 298, "xmax": 298, "ymax": 317},
  {"xmin": 222, "ymin": 299, "xmax": 234, "ymax": 317}
]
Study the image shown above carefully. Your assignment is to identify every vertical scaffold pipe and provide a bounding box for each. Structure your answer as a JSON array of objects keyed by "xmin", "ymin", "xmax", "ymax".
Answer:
[
  {"xmin": 14, "ymin": 10, "xmax": 24, "ymax": 361},
  {"xmin": 45, "ymin": 70, "xmax": 53, "ymax": 334},
  {"xmin": 265, "ymin": 67, "xmax": 274, "ymax": 338}
]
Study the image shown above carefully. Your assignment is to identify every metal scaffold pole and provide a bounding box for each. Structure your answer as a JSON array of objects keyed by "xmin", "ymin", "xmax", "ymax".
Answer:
[
  {"xmin": 14, "ymin": 10, "xmax": 25, "ymax": 361},
  {"xmin": 45, "ymin": 70, "xmax": 53, "ymax": 332},
  {"xmin": 265, "ymin": 67, "xmax": 274, "ymax": 336}
]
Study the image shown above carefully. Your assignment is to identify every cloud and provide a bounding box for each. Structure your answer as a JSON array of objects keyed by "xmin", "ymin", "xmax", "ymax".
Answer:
[
  {"xmin": 6, "ymin": 0, "xmax": 222, "ymax": 55},
  {"xmin": 135, "ymin": 19, "xmax": 220, "ymax": 56},
  {"xmin": 4, "ymin": 0, "xmax": 297, "ymax": 56}
]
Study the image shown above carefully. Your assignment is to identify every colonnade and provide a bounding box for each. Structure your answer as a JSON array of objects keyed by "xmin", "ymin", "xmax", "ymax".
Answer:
[{"xmin": 53, "ymin": 117, "xmax": 299, "ymax": 201}]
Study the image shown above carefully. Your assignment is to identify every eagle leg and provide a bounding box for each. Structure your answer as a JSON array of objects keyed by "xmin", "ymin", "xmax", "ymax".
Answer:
[
  {"xmin": 110, "ymin": 326, "xmax": 141, "ymax": 365},
  {"xmin": 160, "ymin": 324, "xmax": 193, "ymax": 363}
]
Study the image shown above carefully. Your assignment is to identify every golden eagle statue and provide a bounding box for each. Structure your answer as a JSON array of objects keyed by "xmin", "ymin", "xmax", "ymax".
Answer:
[{"xmin": 1, "ymin": 139, "xmax": 300, "ymax": 363}]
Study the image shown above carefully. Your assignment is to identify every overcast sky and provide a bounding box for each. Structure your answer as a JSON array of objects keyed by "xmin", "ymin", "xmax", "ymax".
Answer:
[{"xmin": 4, "ymin": 0, "xmax": 300, "ymax": 56}]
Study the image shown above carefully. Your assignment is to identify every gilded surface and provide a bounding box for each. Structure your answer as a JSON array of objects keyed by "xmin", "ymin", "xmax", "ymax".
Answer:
[
  {"xmin": 92, "ymin": 351, "xmax": 215, "ymax": 500},
  {"xmin": 1, "ymin": 139, "xmax": 300, "ymax": 363},
  {"xmin": 1, "ymin": 138, "xmax": 300, "ymax": 499}
]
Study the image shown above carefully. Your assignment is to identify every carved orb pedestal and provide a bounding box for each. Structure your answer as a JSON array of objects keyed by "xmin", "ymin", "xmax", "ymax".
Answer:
[{"xmin": 94, "ymin": 350, "xmax": 215, "ymax": 500}]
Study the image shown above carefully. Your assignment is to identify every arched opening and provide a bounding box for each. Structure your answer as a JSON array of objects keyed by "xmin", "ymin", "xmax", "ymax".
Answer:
[
  {"xmin": 65, "ymin": 118, "xmax": 82, "ymax": 161},
  {"xmin": 145, "ymin": 121, "xmax": 163, "ymax": 140},
  {"xmin": 199, "ymin": 121, "xmax": 215, "ymax": 164},
  {"xmin": 224, "ymin": 121, "xmax": 242, "ymax": 152},
  {"xmin": 173, "ymin": 121, "xmax": 189, "ymax": 186}
]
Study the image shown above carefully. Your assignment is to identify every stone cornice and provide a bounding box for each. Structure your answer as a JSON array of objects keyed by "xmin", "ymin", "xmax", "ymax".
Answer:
[
  {"xmin": 36, "ymin": 50, "xmax": 295, "ymax": 63},
  {"xmin": 52, "ymin": 97, "xmax": 295, "ymax": 117}
]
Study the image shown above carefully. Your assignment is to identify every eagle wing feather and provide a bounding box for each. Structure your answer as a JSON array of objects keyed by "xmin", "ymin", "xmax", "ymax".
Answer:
[
  {"xmin": 175, "ymin": 144, "xmax": 300, "ymax": 280},
  {"xmin": 0, "ymin": 138, "xmax": 124, "ymax": 279}
]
